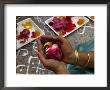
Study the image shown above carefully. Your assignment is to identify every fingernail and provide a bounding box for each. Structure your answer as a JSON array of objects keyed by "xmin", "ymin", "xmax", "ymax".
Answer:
[
  {"xmin": 36, "ymin": 39, "xmax": 38, "ymax": 42},
  {"xmin": 36, "ymin": 49, "xmax": 38, "ymax": 52},
  {"xmin": 36, "ymin": 50, "xmax": 39, "ymax": 55}
]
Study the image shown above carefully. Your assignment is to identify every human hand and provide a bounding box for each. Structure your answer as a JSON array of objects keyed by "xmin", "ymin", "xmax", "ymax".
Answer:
[
  {"xmin": 39, "ymin": 35, "xmax": 76, "ymax": 64},
  {"xmin": 36, "ymin": 37, "xmax": 69, "ymax": 74}
]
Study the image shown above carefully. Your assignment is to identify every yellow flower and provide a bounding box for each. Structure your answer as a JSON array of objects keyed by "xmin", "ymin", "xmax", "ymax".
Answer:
[
  {"xmin": 59, "ymin": 16, "xmax": 66, "ymax": 20},
  {"xmin": 77, "ymin": 18, "xmax": 85, "ymax": 25},
  {"xmin": 22, "ymin": 21, "xmax": 32, "ymax": 29}
]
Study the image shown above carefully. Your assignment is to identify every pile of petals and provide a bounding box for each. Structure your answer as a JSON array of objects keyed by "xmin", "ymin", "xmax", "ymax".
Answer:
[
  {"xmin": 48, "ymin": 16, "xmax": 76, "ymax": 36},
  {"xmin": 31, "ymin": 31, "xmax": 40, "ymax": 38},
  {"xmin": 17, "ymin": 29, "xmax": 41, "ymax": 43},
  {"xmin": 17, "ymin": 29, "xmax": 30, "ymax": 43}
]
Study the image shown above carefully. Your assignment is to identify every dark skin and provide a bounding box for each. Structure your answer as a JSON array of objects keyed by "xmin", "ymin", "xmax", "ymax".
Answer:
[{"xmin": 36, "ymin": 35, "xmax": 94, "ymax": 74}]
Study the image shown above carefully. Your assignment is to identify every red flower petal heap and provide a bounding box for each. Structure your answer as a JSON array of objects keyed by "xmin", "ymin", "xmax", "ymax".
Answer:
[
  {"xmin": 17, "ymin": 29, "xmax": 30, "ymax": 43},
  {"xmin": 48, "ymin": 16, "xmax": 76, "ymax": 36}
]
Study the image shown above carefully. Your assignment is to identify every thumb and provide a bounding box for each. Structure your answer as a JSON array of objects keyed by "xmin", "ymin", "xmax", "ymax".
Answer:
[
  {"xmin": 58, "ymin": 36, "xmax": 67, "ymax": 43},
  {"xmin": 37, "ymin": 51, "xmax": 47, "ymax": 65}
]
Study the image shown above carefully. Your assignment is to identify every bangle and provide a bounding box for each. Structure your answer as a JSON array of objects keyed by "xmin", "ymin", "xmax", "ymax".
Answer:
[
  {"xmin": 74, "ymin": 50, "xmax": 79, "ymax": 66},
  {"xmin": 84, "ymin": 53, "xmax": 91, "ymax": 67}
]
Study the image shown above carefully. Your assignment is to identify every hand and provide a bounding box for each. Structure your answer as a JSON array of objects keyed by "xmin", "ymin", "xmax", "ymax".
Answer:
[
  {"xmin": 39, "ymin": 35, "xmax": 76, "ymax": 64},
  {"xmin": 36, "ymin": 37, "xmax": 69, "ymax": 74}
]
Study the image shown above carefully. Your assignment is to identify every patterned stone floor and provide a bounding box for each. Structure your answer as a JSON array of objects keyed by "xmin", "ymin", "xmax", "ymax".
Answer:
[{"xmin": 16, "ymin": 16, "xmax": 94, "ymax": 74}]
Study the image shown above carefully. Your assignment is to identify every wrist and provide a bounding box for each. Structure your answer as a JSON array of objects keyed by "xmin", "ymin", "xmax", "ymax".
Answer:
[
  {"xmin": 72, "ymin": 51, "xmax": 90, "ymax": 67},
  {"xmin": 66, "ymin": 51, "xmax": 76, "ymax": 64},
  {"xmin": 55, "ymin": 65, "xmax": 69, "ymax": 74}
]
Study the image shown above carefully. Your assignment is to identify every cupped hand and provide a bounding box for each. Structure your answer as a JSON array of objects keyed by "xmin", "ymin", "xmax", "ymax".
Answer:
[
  {"xmin": 36, "ymin": 37, "xmax": 69, "ymax": 74},
  {"xmin": 40, "ymin": 35, "xmax": 76, "ymax": 64}
]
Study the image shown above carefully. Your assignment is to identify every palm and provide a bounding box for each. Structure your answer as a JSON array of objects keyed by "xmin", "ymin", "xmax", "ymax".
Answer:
[
  {"xmin": 61, "ymin": 42, "xmax": 74, "ymax": 63},
  {"xmin": 44, "ymin": 59, "xmax": 66, "ymax": 72}
]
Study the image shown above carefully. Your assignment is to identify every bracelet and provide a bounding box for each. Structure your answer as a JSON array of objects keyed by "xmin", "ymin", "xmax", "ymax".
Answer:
[
  {"xmin": 84, "ymin": 53, "xmax": 91, "ymax": 67},
  {"xmin": 74, "ymin": 50, "xmax": 79, "ymax": 66}
]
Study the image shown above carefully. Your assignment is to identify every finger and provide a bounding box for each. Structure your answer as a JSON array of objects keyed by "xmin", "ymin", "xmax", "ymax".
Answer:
[
  {"xmin": 36, "ymin": 38, "xmax": 43, "ymax": 52},
  {"xmin": 37, "ymin": 51, "xmax": 47, "ymax": 65},
  {"xmin": 41, "ymin": 35, "xmax": 55, "ymax": 42},
  {"xmin": 41, "ymin": 35, "xmax": 62, "ymax": 43},
  {"xmin": 57, "ymin": 36, "xmax": 67, "ymax": 43},
  {"xmin": 41, "ymin": 35, "xmax": 53, "ymax": 41},
  {"xmin": 36, "ymin": 38, "xmax": 47, "ymax": 58}
]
